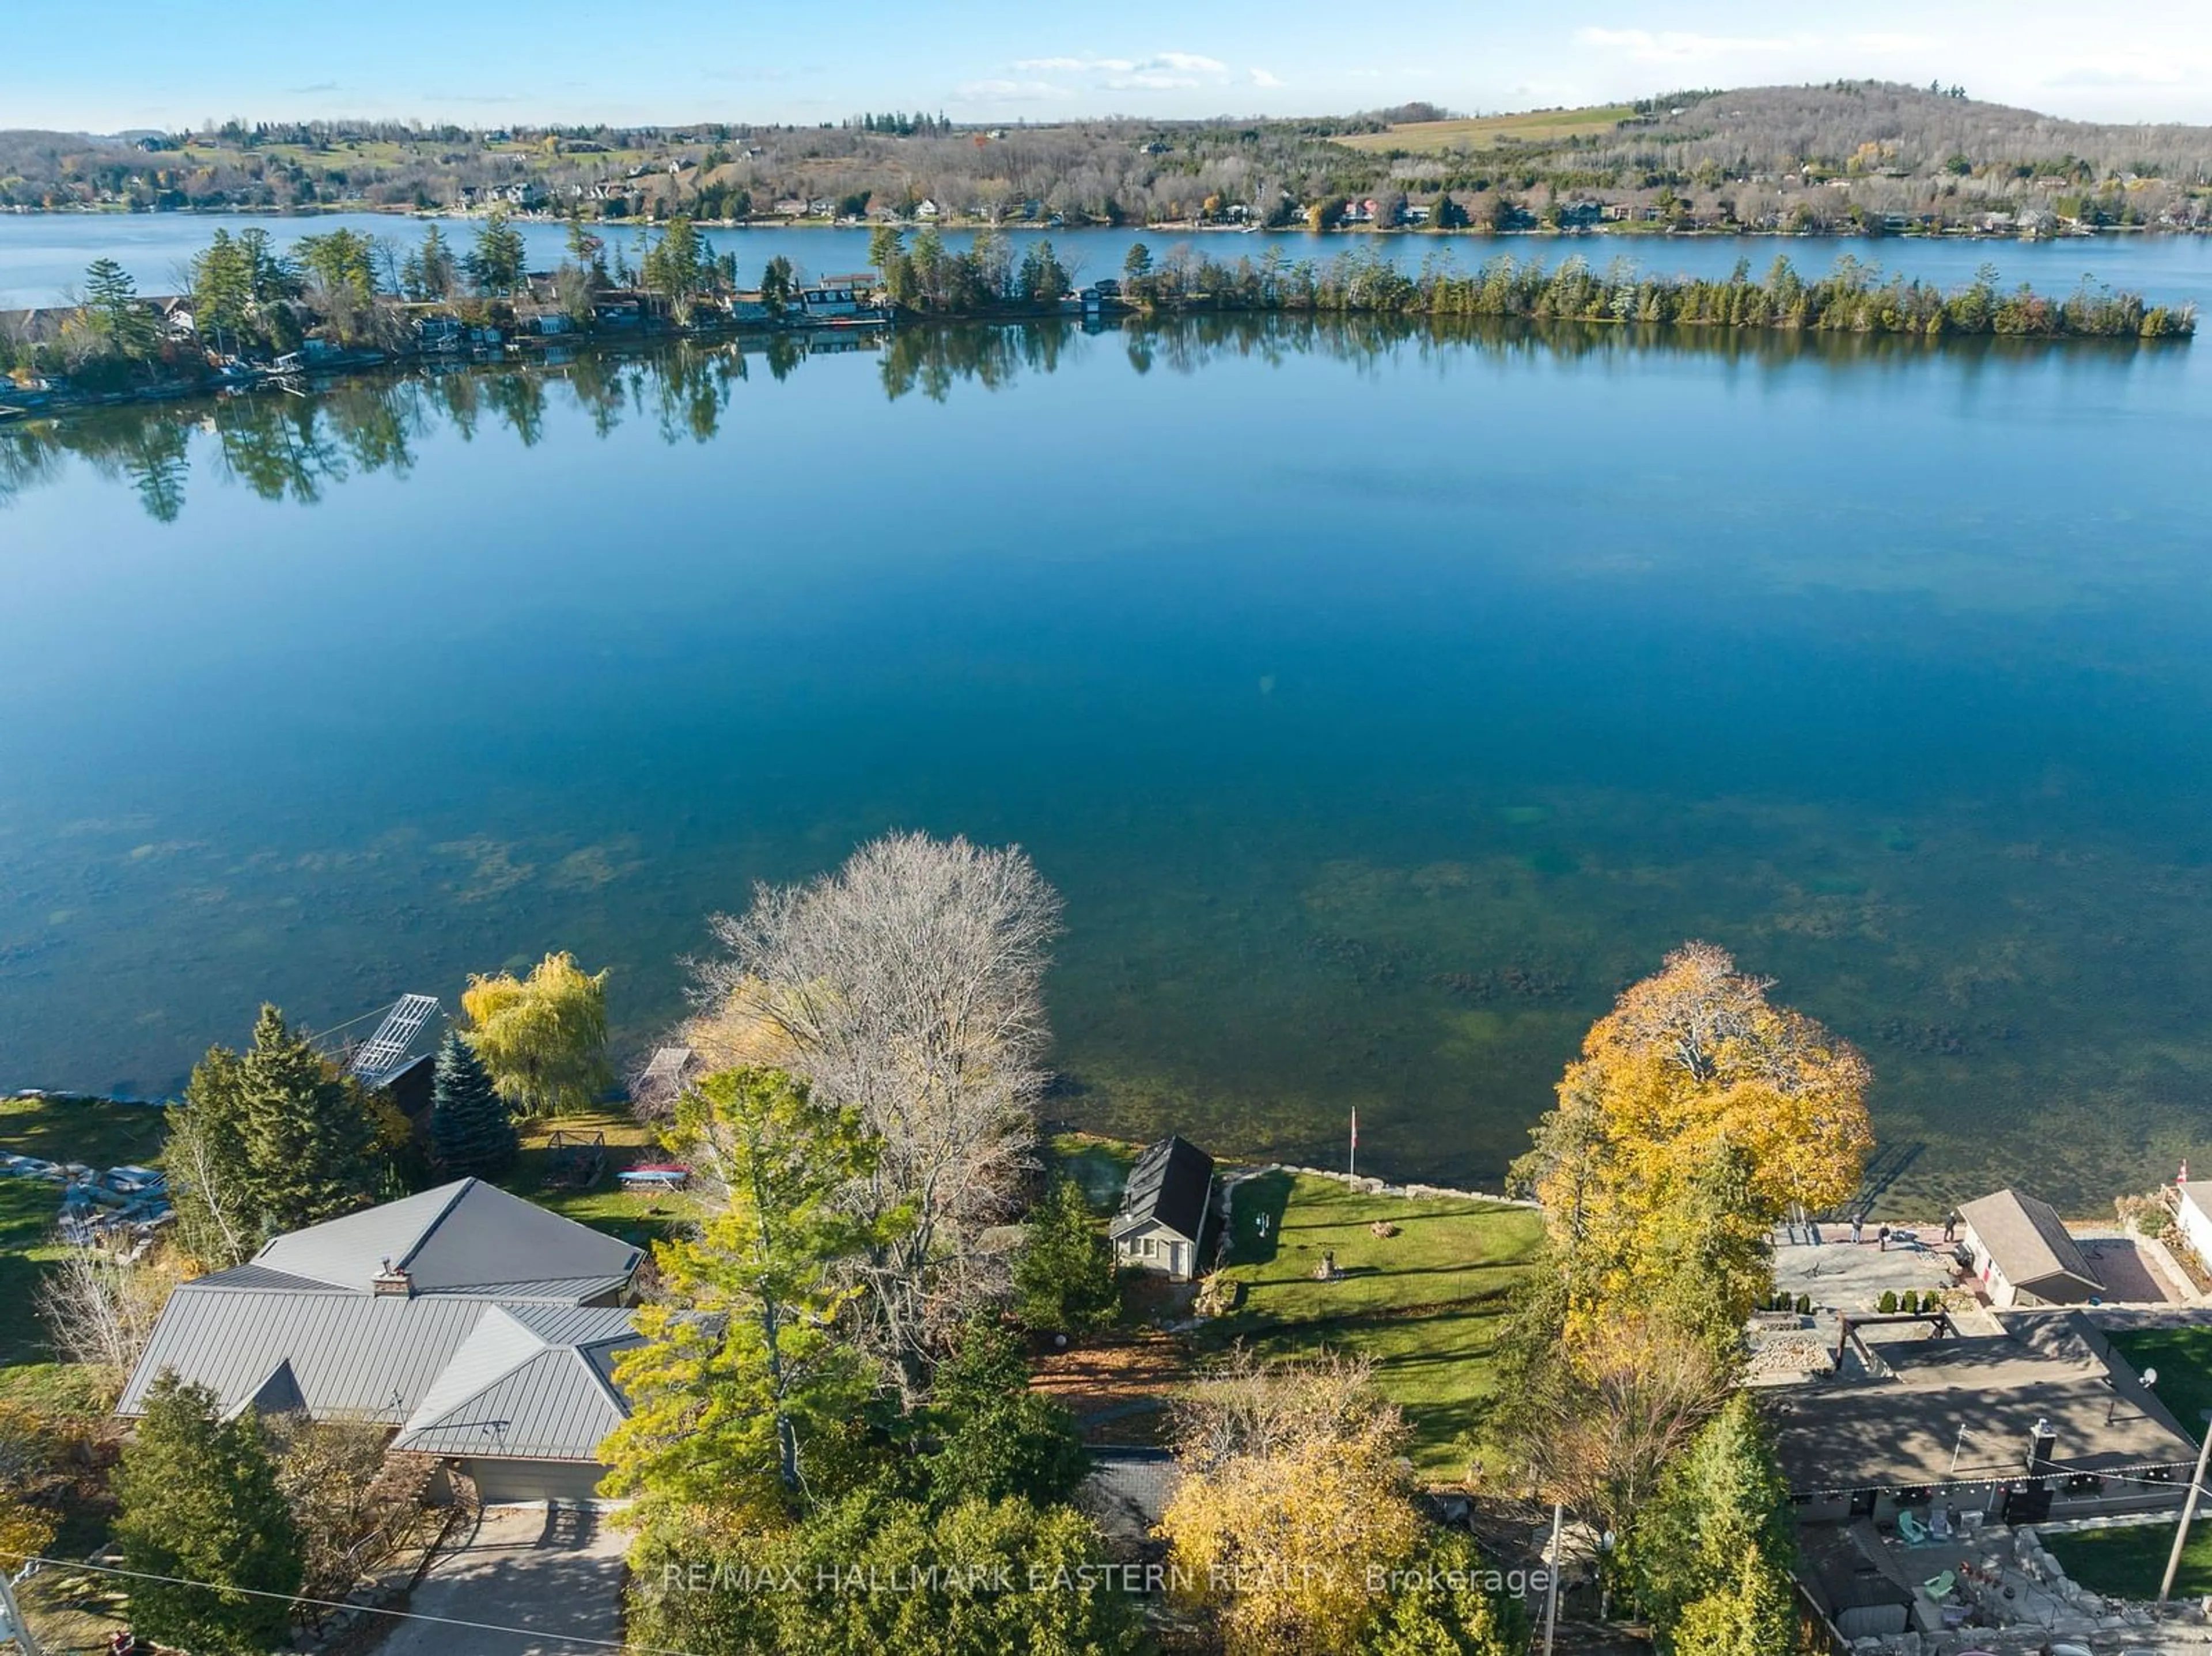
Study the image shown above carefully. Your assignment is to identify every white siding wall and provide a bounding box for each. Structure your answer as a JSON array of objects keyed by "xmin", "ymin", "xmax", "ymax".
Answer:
[
  {"xmin": 1960, "ymin": 1222, "xmax": 2020, "ymax": 1308},
  {"xmin": 2178, "ymin": 1192, "xmax": 2212, "ymax": 1271}
]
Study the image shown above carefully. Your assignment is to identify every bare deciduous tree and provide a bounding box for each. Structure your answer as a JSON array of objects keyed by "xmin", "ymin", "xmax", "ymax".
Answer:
[
  {"xmin": 35, "ymin": 1237, "xmax": 173, "ymax": 1394},
  {"xmin": 1519, "ymin": 1314, "xmax": 1729, "ymax": 1543},
  {"xmin": 694, "ymin": 831, "xmax": 1062, "ymax": 1397}
]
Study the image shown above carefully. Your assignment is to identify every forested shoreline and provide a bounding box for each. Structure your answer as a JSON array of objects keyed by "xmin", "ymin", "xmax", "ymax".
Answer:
[{"xmin": 0, "ymin": 217, "xmax": 2193, "ymax": 420}]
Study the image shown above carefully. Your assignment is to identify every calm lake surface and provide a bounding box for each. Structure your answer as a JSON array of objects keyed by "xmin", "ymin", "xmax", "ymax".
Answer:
[{"xmin": 5, "ymin": 232, "xmax": 2212, "ymax": 1212}]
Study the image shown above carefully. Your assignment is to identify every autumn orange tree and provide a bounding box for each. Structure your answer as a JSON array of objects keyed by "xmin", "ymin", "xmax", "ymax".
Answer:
[{"xmin": 1514, "ymin": 941, "xmax": 1872, "ymax": 1350}]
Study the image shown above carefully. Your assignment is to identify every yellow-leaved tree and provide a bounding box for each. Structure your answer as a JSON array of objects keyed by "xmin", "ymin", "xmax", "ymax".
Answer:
[
  {"xmin": 460, "ymin": 951, "xmax": 612, "ymax": 1119},
  {"xmin": 1159, "ymin": 1350, "xmax": 1422, "ymax": 1655},
  {"xmin": 1515, "ymin": 941, "xmax": 1872, "ymax": 1350}
]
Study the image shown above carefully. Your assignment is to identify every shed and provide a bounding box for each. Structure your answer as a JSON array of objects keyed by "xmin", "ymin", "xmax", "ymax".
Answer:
[
  {"xmin": 1956, "ymin": 1188, "xmax": 2101, "ymax": 1308},
  {"xmin": 1109, "ymin": 1136, "xmax": 1213, "ymax": 1282}
]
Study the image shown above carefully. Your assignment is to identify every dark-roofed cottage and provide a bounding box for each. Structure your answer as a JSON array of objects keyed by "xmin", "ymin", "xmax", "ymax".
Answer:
[
  {"xmin": 1956, "ymin": 1187, "xmax": 2103, "ymax": 1308},
  {"xmin": 120, "ymin": 1178, "xmax": 644, "ymax": 1503},
  {"xmin": 1110, "ymin": 1136, "xmax": 1213, "ymax": 1282}
]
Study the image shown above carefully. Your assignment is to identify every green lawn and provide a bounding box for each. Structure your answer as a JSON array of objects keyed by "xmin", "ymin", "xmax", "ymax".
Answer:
[
  {"xmin": 2109, "ymin": 1325, "xmax": 2212, "ymax": 1435},
  {"xmin": 2047, "ymin": 1520, "xmax": 2212, "ymax": 1600},
  {"xmin": 1045, "ymin": 1132, "xmax": 1139, "ymax": 1216},
  {"xmin": 1207, "ymin": 1172, "xmax": 1544, "ymax": 1477},
  {"xmin": 501, "ymin": 1108, "xmax": 698, "ymax": 1252},
  {"xmin": 0, "ymin": 1095, "xmax": 169, "ymax": 1366}
]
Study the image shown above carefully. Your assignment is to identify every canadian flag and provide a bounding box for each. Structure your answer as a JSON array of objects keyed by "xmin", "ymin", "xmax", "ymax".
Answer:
[{"xmin": 1351, "ymin": 1110, "xmax": 1359, "ymax": 1151}]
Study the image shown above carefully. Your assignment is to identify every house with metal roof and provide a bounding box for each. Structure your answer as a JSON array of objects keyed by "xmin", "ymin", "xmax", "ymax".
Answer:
[
  {"xmin": 1956, "ymin": 1187, "xmax": 2103, "ymax": 1308},
  {"xmin": 120, "ymin": 1178, "xmax": 645, "ymax": 1503},
  {"xmin": 1109, "ymin": 1136, "xmax": 1214, "ymax": 1282}
]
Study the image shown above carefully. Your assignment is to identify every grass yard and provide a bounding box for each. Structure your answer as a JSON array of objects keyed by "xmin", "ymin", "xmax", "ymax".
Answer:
[
  {"xmin": 0, "ymin": 1094, "xmax": 169, "ymax": 1367},
  {"xmin": 1332, "ymin": 105, "xmax": 1636, "ymax": 155},
  {"xmin": 2046, "ymin": 1519, "xmax": 2212, "ymax": 1600},
  {"xmin": 1207, "ymin": 1171, "xmax": 1544, "ymax": 1478},
  {"xmin": 502, "ymin": 1108, "xmax": 699, "ymax": 1252},
  {"xmin": 2109, "ymin": 1324, "xmax": 2212, "ymax": 1435},
  {"xmin": 1045, "ymin": 1131, "xmax": 1140, "ymax": 1215}
]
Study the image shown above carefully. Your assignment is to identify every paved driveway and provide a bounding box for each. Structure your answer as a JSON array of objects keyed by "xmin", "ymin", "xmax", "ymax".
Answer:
[{"xmin": 370, "ymin": 1504, "xmax": 627, "ymax": 1656}]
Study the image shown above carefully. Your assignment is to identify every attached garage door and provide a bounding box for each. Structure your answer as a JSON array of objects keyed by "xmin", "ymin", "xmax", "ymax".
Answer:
[{"xmin": 464, "ymin": 1457, "xmax": 612, "ymax": 1505}]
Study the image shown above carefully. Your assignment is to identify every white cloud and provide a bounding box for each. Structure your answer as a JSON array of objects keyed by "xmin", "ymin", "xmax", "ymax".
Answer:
[
  {"xmin": 1014, "ymin": 55, "xmax": 1133, "ymax": 73},
  {"xmin": 1154, "ymin": 52, "xmax": 1228, "ymax": 74},
  {"xmin": 1249, "ymin": 67, "xmax": 1284, "ymax": 88},
  {"xmin": 1001, "ymin": 50, "xmax": 1238, "ymax": 94}
]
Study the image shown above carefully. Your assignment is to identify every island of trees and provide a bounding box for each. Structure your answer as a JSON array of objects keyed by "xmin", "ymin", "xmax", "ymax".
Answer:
[{"xmin": 0, "ymin": 213, "xmax": 2191, "ymax": 406}]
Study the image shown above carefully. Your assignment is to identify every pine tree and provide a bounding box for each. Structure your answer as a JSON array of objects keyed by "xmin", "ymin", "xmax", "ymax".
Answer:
[
  {"xmin": 167, "ymin": 1043, "xmax": 257, "ymax": 1269},
  {"xmin": 82, "ymin": 256, "xmax": 157, "ymax": 360},
  {"xmin": 430, "ymin": 1031, "xmax": 517, "ymax": 1178},
  {"xmin": 1635, "ymin": 1392, "xmax": 1798, "ymax": 1653},
  {"xmin": 235, "ymin": 1004, "xmax": 384, "ymax": 1240},
  {"xmin": 1011, "ymin": 1175, "xmax": 1119, "ymax": 1334},
  {"xmin": 112, "ymin": 1374, "xmax": 303, "ymax": 1656}
]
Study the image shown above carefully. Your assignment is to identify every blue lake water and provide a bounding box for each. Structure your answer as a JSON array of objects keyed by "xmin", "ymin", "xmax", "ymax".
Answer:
[{"xmin": 4, "ymin": 223, "xmax": 2212, "ymax": 1211}]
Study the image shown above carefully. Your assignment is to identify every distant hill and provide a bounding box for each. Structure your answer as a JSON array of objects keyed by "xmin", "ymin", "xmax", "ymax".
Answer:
[{"xmin": 1, "ymin": 82, "xmax": 2205, "ymax": 236}]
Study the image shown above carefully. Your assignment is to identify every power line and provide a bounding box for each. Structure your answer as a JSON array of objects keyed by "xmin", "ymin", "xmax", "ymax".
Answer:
[{"xmin": 0, "ymin": 1549, "xmax": 702, "ymax": 1656}]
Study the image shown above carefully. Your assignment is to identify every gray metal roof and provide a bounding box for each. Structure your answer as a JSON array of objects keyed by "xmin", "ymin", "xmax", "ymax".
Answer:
[
  {"xmin": 224, "ymin": 1359, "xmax": 306, "ymax": 1422},
  {"xmin": 120, "ymin": 1286, "xmax": 493, "ymax": 1422},
  {"xmin": 1958, "ymin": 1188, "xmax": 2102, "ymax": 1296},
  {"xmin": 253, "ymin": 1178, "xmax": 641, "ymax": 1295},
  {"xmin": 393, "ymin": 1306, "xmax": 640, "ymax": 1461}
]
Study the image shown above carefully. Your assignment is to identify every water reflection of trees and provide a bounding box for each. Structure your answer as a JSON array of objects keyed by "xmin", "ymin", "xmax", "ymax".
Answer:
[{"xmin": 0, "ymin": 317, "xmax": 2166, "ymax": 522}]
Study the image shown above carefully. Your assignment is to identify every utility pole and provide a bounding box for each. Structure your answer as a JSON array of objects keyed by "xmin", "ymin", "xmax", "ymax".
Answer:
[
  {"xmin": 0, "ymin": 1559, "xmax": 47, "ymax": 1656},
  {"xmin": 1540, "ymin": 1500, "xmax": 1564, "ymax": 1656},
  {"xmin": 2161, "ymin": 1409, "xmax": 2212, "ymax": 1601}
]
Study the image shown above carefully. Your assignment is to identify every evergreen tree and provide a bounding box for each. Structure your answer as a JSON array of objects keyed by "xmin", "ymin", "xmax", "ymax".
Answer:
[
  {"xmin": 1012, "ymin": 1176, "xmax": 1119, "ymax": 1335},
  {"xmin": 190, "ymin": 229, "xmax": 256, "ymax": 354},
  {"xmin": 112, "ymin": 1374, "xmax": 303, "ymax": 1656},
  {"xmin": 467, "ymin": 207, "xmax": 528, "ymax": 294},
  {"xmin": 1670, "ymin": 1548, "xmax": 1796, "ymax": 1656},
  {"xmin": 602, "ymin": 1067, "xmax": 891, "ymax": 1525},
  {"xmin": 81, "ymin": 257, "xmax": 157, "ymax": 360},
  {"xmin": 235, "ymin": 1003, "xmax": 384, "ymax": 1240},
  {"xmin": 1634, "ymin": 1392, "xmax": 1797, "ymax": 1653},
  {"xmin": 1359, "ymin": 1533, "xmax": 1524, "ymax": 1655},
  {"xmin": 926, "ymin": 1314, "xmax": 1088, "ymax": 1509},
  {"xmin": 430, "ymin": 1031, "xmax": 517, "ymax": 1178},
  {"xmin": 166, "ymin": 1045, "xmax": 257, "ymax": 1269}
]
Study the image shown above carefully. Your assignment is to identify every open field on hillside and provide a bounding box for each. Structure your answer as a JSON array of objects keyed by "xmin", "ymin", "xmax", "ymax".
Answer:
[{"xmin": 1332, "ymin": 105, "xmax": 1637, "ymax": 154}]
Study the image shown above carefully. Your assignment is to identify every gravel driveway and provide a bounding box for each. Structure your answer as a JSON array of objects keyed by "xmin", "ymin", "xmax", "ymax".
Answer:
[{"xmin": 368, "ymin": 1503, "xmax": 627, "ymax": 1656}]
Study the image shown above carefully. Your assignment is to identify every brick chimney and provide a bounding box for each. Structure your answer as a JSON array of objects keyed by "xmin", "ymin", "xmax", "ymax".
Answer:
[{"xmin": 371, "ymin": 1257, "xmax": 413, "ymax": 1297}]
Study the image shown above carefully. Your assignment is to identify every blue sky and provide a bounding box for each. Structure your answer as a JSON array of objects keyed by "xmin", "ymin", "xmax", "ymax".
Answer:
[{"xmin": 9, "ymin": 0, "xmax": 2212, "ymax": 131}]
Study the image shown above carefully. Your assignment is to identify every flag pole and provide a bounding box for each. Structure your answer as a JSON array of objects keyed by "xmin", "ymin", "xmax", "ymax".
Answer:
[{"xmin": 1349, "ymin": 1109, "xmax": 1358, "ymax": 1180}]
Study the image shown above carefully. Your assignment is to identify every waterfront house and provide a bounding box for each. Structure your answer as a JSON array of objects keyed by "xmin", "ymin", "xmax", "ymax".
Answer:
[
  {"xmin": 1770, "ymin": 1310, "xmax": 2192, "ymax": 1529},
  {"xmin": 1957, "ymin": 1188, "xmax": 2102, "ymax": 1308},
  {"xmin": 1110, "ymin": 1136, "xmax": 1213, "ymax": 1282},
  {"xmin": 120, "ymin": 1178, "xmax": 643, "ymax": 1504},
  {"xmin": 914, "ymin": 198, "xmax": 941, "ymax": 220},
  {"xmin": 2171, "ymin": 1180, "xmax": 2212, "ymax": 1271}
]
